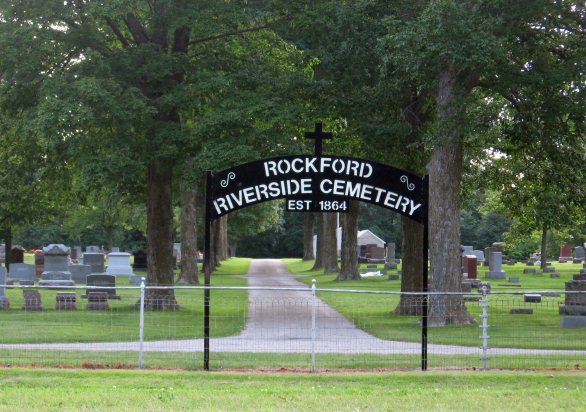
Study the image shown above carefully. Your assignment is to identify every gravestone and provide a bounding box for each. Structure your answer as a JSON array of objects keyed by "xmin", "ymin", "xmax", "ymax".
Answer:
[
  {"xmin": 70, "ymin": 246, "xmax": 78, "ymax": 261},
  {"xmin": 543, "ymin": 266, "xmax": 556, "ymax": 273},
  {"xmin": 83, "ymin": 253, "xmax": 105, "ymax": 274},
  {"xmin": 370, "ymin": 246, "xmax": 385, "ymax": 261},
  {"xmin": 470, "ymin": 250, "xmax": 485, "ymax": 264},
  {"xmin": 524, "ymin": 294, "xmax": 541, "ymax": 303},
  {"xmin": 111, "ymin": 247, "xmax": 120, "ymax": 253},
  {"xmin": 575, "ymin": 246, "xmax": 585, "ymax": 262},
  {"xmin": 10, "ymin": 245, "xmax": 25, "ymax": 264},
  {"xmin": 486, "ymin": 252, "xmax": 506, "ymax": 279},
  {"xmin": 55, "ymin": 293, "xmax": 77, "ymax": 310},
  {"xmin": 83, "ymin": 274, "xmax": 120, "ymax": 299},
  {"xmin": 461, "ymin": 282, "xmax": 472, "ymax": 293},
  {"xmin": 559, "ymin": 244, "xmax": 573, "ymax": 263},
  {"xmin": 492, "ymin": 242, "xmax": 505, "ymax": 252},
  {"xmin": 510, "ymin": 309, "xmax": 533, "ymax": 315},
  {"xmin": 34, "ymin": 251, "xmax": 44, "ymax": 277},
  {"xmin": 132, "ymin": 250, "xmax": 148, "ymax": 271},
  {"xmin": 86, "ymin": 245, "xmax": 100, "ymax": 253},
  {"xmin": 523, "ymin": 268, "xmax": 537, "ymax": 274},
  {"xmin": 22, "ymin": 290, "xmax": 43, "ymax": 311},
  {"xmin": 387, "ymin": 274, "xmax": 399, "ymax": 281},
  {"xmin": 0, "ymin": 267, "xmax": 10, "ymax": 309},
  {"xmin": 484, "ymin": 247, "xmax": 495, "ymax": 267},
  {"xmin": 0, "ymin": 244, "xmax": 5, "ymax": 263},
  {"xmin": 106, "ymin": 252, "xmax": 134, "ymax": 276},
  {"xmin": 86, "ymin": 292, "xmax": 109, "ymax": 310},
  {"xmin": 573, "ymin": 274, "xmax": 586, "ymax": 281},
  {"xmin": 42, "ymin": 244, "xmax": 71, "ymax": 274},
  {"xmin": 68, "ymin": 264, "xmax": 92, "ymax": 283},
  {"xmin": 384, "ymin": 242, "xmax": 397, "ymax": 270},
  {"xmin": 463, "ymin": 255, "xmax": 477, "ymax": 279},
  {"xmin": 559, "ymin": 280, "xmax": 586, "ymax": 316},
  {"xmin": 550, "ymin": 273, "xmax": 561, "ymax": 278},
  {"xmin": 8, "ymin": 263, "xmax": 36, "ymax": 283},
  {"xmin": 38, "ymin": 272, "xmax": 75, "ymax": 288},
  {"xmin": 173, "ymin": 243, "xmax": 181, "ymax": 267}
]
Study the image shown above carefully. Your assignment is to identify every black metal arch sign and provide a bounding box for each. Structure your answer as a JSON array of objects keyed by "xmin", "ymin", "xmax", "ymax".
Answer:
[
  {"xmin": 208, "ymin": 155, "xmax": 427, "ymax": 223},
  {"xmin": 203, "ymin": 123, "xmax": 429, "ymax": 372}
]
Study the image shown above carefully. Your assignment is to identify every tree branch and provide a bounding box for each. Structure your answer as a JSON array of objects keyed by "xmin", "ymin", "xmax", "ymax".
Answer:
[
  {"xmin": 104, "ymin": 16, "xmax": 131, "ymax": 48},
  {"xmin": 189, "ymin": 15, "xmax": 290, "ymax": 46},
  {"xmin": 124, "ymin": 13, "xmax": 150, "ymax": 44}
]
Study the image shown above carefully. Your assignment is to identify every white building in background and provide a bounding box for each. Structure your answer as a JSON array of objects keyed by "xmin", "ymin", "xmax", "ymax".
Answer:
[{"xmin": 313, "ymin": 228, "xmax": 386, "ymax": 259}]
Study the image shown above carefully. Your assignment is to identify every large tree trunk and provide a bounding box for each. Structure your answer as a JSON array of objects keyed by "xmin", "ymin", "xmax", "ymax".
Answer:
[
  {"xmin": 322, "ymin": 213, "xmax": 339, "ymax": 273},
  {"xmin": 178, "ymin": 171, "xmax": 199, "ymax": 284},
  {"xmin": 337, "ymin": 200, "xmax": 360, "ymax": 280},
  {"xmin": 311, "ymin": 214, "xmax": 324, "ymax": 270},
  {"xmin": 427, "ymin": 68, "xmax": 473, "ymax": 326},
  {"xmin": 540, "ymin": 224, "xmax": 548, "ymax": 271},
  {"xmin": 217, "ymin": 215, "xmax": 229, "ymax": 261},
  {"xmin": 395, "ymin": 216, "xmax": 424, "ymax": 314},
  {"xmin": 143, "ymin": 158, "xmax": 179, "ymax": 309},
  {"xmin": 302, "ymin": 213, "xmax": 315, "ymax": 260}
]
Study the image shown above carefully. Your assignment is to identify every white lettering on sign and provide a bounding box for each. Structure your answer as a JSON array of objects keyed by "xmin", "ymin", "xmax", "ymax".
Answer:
[
  {"xmin": 263, "ymin": 157, "xmax": 373, "ymax": 179},
  {"xmin": 214, "ymin": 179, "xmax": 312, "ymax": 215},
  {"xmin": 319, "ymin": 179, "xmax": 422, "ymax": 216}
]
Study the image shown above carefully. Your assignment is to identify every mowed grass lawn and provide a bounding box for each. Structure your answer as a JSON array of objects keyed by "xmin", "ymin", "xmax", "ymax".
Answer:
[
  {"xmin": 0, "ymin": 368, "xmax": 584, "ymax": 411},
  {"xmin": 0, "ymin": 257, "xmax": 251, "ymax": 343},
  {"xmin": 2, "ymin": 256, "xmax": 585, "ymax": 350},
  {"xmin": 284, "ymin": 258, "xmax": 586, "ymax": 349}
]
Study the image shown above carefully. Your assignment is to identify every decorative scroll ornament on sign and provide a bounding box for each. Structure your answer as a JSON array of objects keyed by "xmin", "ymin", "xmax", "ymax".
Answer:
[
  {"xmin": 221, "ymin": 172, "xmax": 236, "ymax": 188},
  {"xmin": 401, "ymin": 175, "xmax": 415, "ymax": 191}
]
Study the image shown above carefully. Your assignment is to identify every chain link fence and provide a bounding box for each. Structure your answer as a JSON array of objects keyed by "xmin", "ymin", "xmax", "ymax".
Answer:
[{"xmin": 0, "ymin": 282, "xmax": 584, "ymax": 371}]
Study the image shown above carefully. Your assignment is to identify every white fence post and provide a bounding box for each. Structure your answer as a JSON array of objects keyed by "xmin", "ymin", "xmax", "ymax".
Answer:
[
  {"xmin": 139, "ymin": 277, "xmax": 146, "ymax": 369},
  {"xmin": 480, "ymin": 286, "xmax": 490, "ymax": 370},
  {"xmin": 311, "ymin": 279, "xmax": 317, "ymax": 373}
]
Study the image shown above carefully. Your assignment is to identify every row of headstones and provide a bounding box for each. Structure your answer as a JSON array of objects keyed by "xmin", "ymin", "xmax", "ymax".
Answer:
[
  {"xmin": 0, "ymin": 266, "xmax": 131, "ymax": 310},
  {"xmin": 3, "ymin": 244, "xmax": 147, "ymax": 286}
]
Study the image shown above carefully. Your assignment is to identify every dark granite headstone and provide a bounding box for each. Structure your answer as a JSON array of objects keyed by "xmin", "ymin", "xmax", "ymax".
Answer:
[
  {"xmin": 83, "ymin": 274, "xmax": 120, "ymax": 299},
  {"xmin": 56, "ymin": 293, "xmax": 77, "ymax": 310},
  {"xmin": 132, "ymin": 250, "xmax": 148, "ymax": 270},
  {"xmin": 22, "ymin": 290, "xmax": 42, "ymax": 311},
  {"xmin": 86, "ymin": 292, "xmax": 109, "ymax": 310},
  {"xmin": 10, "ymin": 245, "xmax": 25, "ymax": 264},
  {"xmin": 463, "ymin": 255, "xmax": 477, "ymax": 279},
  {"xmin": 34, "ymin": 251, "xmax": 44, "ymax": 277},
  {"xmin": 524, "ymin": 294, "xmax": 541, "ymax": 303},
  {"xmin": 510, "ymin": 309, "xmax": 533, "ymax": 315}
]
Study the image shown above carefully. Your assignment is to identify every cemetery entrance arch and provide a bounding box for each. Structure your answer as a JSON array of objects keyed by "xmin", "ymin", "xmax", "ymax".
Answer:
[{"xmin": 203, "ymin": 124, "xmax": 429, "ymax": 370}]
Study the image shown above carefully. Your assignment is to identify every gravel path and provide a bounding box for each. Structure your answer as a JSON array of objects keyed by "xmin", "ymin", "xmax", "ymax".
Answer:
[{"xmin": 1, "ymin": 259, "xmax": 585, "ymax": 356}]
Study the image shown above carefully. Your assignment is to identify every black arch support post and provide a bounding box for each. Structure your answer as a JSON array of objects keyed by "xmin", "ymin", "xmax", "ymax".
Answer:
[
  {"xmin": 421, "ymin": 175, "xmax": 429, "ymax": 371},
  {"xmin": 204, "ymin": 171, "xmax": 213, "ymax": 371}
]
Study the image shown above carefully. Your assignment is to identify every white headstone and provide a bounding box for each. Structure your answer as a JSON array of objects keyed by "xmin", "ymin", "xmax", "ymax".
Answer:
[{"xmin": 106, "ymin": 252, "xmax": 134, "ymax": 276}]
